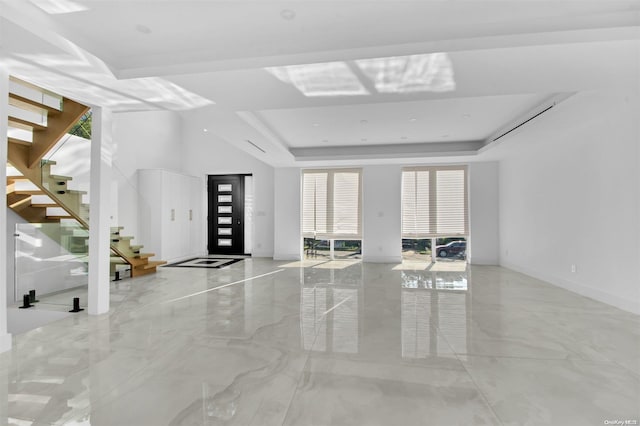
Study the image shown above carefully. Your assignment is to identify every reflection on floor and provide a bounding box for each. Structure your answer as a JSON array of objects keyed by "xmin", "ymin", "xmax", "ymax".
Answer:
[{"xmin": 2, "ymin": 259, "xmax": 639, "ymax": 425}]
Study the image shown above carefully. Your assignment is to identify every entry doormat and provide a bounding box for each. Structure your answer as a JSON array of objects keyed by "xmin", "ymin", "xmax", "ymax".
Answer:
[{"xmin": 164, "ymin": 257, "xmax": 244, "ymax": 269}]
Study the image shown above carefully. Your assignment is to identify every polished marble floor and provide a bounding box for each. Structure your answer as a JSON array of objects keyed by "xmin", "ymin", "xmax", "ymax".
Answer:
[{"xmin": 1, "ymin": 259, "xmax": 639, "ymax": 425}]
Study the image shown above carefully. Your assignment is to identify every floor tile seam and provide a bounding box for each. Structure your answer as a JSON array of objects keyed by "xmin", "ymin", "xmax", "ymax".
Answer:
[
  {"xmin": 299, "ymin": 353, "xmax": 468, "ymax": 374},
  {"xmin": 185, "ymin": 314, "xmax": 303, "ymax": 349},
  {"xmin": 436, "ymin": 320, "xmax": 506, "ymax": 425},
  {"xmin": 451, "ymin": 353, "xmax": 635, "ymax": 371},
  {"xmin": 69, "ymin": 337, "xmax": 203, "ymax": 414},
  {"xmin": 434, "ymin": 324, "xmax": 614, "ymax": 361},
  {"xmin": 280, "ymin": 308, "xmax": 328, "ymax": 425},
  {"xmin": 9, "ymin": 346, "xmax": 181, "ymax": 412},
  {"xmin": 525, "ymin": 307, "xmax": 640, "ymax": 322},
  {"xmin": 452, "ymin": 349, "xmax": 506, "ymax": 426},
  {"xmin": 446, "ymin": 345, "xmax": 615, "ymax": 362},
  {"xmin": 472, "ymin": 308, "xmax": 639, "ymax": 318},
  {"xmin": 609, "ymin": 359, "xmax": 640, "ymax": 380},
  {"xmin": 7, "ymin": 414, "xmax": 54, "ymax": 426}
]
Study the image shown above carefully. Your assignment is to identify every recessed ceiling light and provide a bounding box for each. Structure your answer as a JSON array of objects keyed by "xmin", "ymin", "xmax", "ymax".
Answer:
[
  {"xmin": 409, "ymin": 118, "xmax": 417, "ymax": 122},
  {"xmin": 203, "ymin": 128, "xmax": 208, "ymax": 132},
  {"xmin": 360, "ymin": 119, "xmax": 368, "ymax": 125},
  {"xmin": 135, "ymin": 24, "xmax": 152, "ymax": 34},
  {"xmin": 280, "ymin": 9, "xmax": 296, "ymax": 20}
]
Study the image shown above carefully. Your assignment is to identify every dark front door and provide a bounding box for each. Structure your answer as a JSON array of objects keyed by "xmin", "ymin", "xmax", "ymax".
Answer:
[{"xmin": 208, "ymin": 175, "xmax": 244, "ymax": 255}]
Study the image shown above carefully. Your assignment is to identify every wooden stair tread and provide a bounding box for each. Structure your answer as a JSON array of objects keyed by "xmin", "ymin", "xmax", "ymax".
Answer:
[
  {"xmin": 30, "ymin": 203, "xmax": 59, "ymax": 207},
  {"xmin": 141, "ymin": 260, "xmax": 167, "ymax": 269},
  {"xmin": 7, "ymin": 193, "xmax": 31, "ymax": 208},
  {"xmin": 47, "ymin": 215, "xmax": 73, "ymax": 219},
  {"xmin": 15, "ymin": 189, "xmax": 45, "ymax": 195},
  {"xmin": 8, "ymin": 137, "xmax": 31, "ymax": 146},
  {"xmin": 136, "ymin": 253, "xmax": 155, "ymax": 259},
  {"xmin": 56, "ymin": 189, "xmax": 86, "ymax": 195},
  {"xmin": 8, "ymin": 116, "xmax": 47, "ymax": 131},
  {"xmin": 7, "ymin": 176, "xmax": 28, "ymax": 182},
  {"xmin": 9, "ymin": 92, "xmax": 61, "ymax": 115},
  {"xmin": 7, "ymin": 195, "xmax": 32, "ymax": 208},
  {"xmin": 48, "ymin": 174, "xmax": 72, "ymax": 181}
]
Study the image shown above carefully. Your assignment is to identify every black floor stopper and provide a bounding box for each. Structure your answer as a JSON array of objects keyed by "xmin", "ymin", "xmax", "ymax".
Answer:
[
  {"xmin": 19, "ymin": 294, "xmax": 33, "ymax": 309},
  {"xmin": 69, "ymin": 297, "xmax": 84, "ymax": 313},
  {"xmin": 29, "ymin": 289, "xmax": 39, "ymax": 303},
  {"xmin": 113, "ymin": 270, "xmax": 121, "ymax": 281}
]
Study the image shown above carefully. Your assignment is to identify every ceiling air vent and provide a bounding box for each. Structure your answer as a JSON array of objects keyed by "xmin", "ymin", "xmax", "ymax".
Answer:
[
  {"xmin": 246, "ymin": 139, "xmax": 266, "ymax": 153},
  {"xmin": 492, "ymin": 104, "xmax": 555, "ymax": 142}
]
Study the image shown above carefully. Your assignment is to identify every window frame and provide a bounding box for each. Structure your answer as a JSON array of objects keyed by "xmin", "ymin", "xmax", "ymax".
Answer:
[
  {"xmin": 401, "ymin": 165, "xmax": 469, "ymax": 239},
  {"xmin": 302, "ymin": 168, "xmax": 363, "ymax": 240}
]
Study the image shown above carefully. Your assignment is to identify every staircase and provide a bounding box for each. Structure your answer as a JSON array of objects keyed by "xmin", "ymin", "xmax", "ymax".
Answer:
[{"xmin": 5, "ymin": 76, "xmax": 166, "ymax": 278}]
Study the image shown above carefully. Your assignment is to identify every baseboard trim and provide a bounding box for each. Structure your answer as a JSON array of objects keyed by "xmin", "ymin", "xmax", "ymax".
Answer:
[{"xmin": 501, "ymin": 261, "xmax": 640, "ymax": 315}]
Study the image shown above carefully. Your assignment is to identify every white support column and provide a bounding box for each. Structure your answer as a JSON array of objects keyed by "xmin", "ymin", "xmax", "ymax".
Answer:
[
  {"xmin": 0, "ymin": 65, "xmax": 13, "ymax": 352},
  {"xmin": 88, "ymin": 106, "xmax": 112, "ymax": 315},
  {"xmin": 431, "ymin": 238, "xmax": 437, "ymax": 264}
]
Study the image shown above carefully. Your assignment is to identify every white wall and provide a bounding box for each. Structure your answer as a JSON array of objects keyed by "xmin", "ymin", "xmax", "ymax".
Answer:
[
  {"xmin": 362, "ymin": 165, "xmax": 403, "ymax": 263},
  {"xmin": 5, "ymin": 210, "xmax": 25, "ymax": 304},
  {"xmin": 272, "ymin": 163, "xmax": 499, "ymax": 263},
  {"xmin": 273, "ymin": 168, "xmax": 301, "ymax": 260},
  {"xmin": 113, "ymin": 110, "xmax": 183, "ymax": 239},
  {"xmin": 469, "ymin": 162, "xmax": 499, "ymax": 265},
  {"xmin": 498, "ymin": 91, "xmax": 640, "ymax": 314},
  {"xmin": 181, "ymin": 116, "xmax": 275, "ymax": 258}
]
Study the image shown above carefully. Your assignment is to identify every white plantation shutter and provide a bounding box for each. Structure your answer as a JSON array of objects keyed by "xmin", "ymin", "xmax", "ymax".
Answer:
[
  {"xmin": 402, "ymin": 166, "xmax": 468, "ymax": 238},
  {"xmin": 302, "ymin": 169, "xmax": 362, "ymax": 239},
  {"xmin": 302, "ymin": 172, "xmax": 328, "ymax": 235}
]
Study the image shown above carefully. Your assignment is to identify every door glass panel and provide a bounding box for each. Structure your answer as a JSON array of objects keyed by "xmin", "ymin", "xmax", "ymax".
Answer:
[
  {"xmin": 218, "ymin": 228, "xmax": 232, "ymax": 235},
  {"xmin": 218, "ymin": 184, "xmax": 232, "ymax": 192},
  {"xmin": 218, "ymin": 239, "xmax": 232, "ymax": 246},
  {"xmin": 218, "ymin": 206, "xmax": 232, "ymax": 214},
  {"xmin": 218, "ymin": 217, "xmax": 232, "ymax": 224},
  {"xmin": 218, "ymin": 195, "xmax": 232, "ymax": 203}
]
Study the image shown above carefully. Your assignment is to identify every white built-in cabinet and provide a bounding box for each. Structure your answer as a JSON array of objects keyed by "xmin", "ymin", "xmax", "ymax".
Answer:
[{"xmin": 138, "ymin": 169, "xmax": 204, "ymax": 263}]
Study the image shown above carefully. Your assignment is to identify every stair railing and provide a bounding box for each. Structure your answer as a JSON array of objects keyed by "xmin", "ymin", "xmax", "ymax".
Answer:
[{"xmin": 13, "ymin": 221, "xmax": 89, "ymax": 303}]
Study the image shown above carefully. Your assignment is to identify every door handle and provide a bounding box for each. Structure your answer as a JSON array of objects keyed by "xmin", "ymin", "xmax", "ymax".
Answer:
[{"xmin": 237, "ymin": 220, "xmax": 241, "ymax": 225}]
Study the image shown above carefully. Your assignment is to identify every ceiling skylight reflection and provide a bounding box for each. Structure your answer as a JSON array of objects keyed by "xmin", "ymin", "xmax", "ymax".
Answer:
[
  {"xmin": 266, "ymin": 62, "xmax": 369, "ymax": 97},
  {"xmin": 356, "ymin": 53, "xmax": 456, "ymax": 93},
  {"xmin": 29, "ymin": 0, "xmax": 87, "ymax": 14},
  {"xmin": 7, "ymin": 55, "xmax": 214, "ymax": 111}
]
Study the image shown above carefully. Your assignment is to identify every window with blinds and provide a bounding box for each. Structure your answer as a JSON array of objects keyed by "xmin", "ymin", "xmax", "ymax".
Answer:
[
  {"xmin": 402, "ymin": 166, "xmax": 468, "ymax": 238},
  {"xmin": 302, "ymin": 169, "xmax": 362, "ymax": 239}
]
